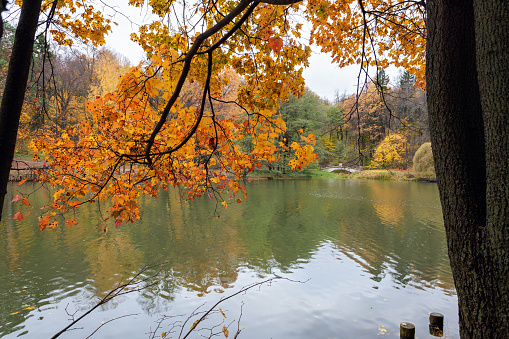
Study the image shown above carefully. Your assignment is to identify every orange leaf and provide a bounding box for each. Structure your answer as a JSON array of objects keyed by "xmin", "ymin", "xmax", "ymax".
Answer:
[
  {"xmin": 65, "ymin": 218, "xmax": 78, "ymax": 226},
  {"xmin": 22, "ymin": 197, "xmax": 30, "ymax": 206},
  {"xmin": 11, "ymin": 195, "xmax": 22, "ymax": 203},
  {"xmin": 236, "ymin": 199, "xmax": 242, "ymax": 204},
  {"xmin": 268, "ymin": 37, "xmax": 283, "ymax": 53},
  {"xmin": 68, "ymin": 201, "xmax": 81, "ymax": 208},
  {"xmin": 13, "ymin": 212, "xmax": 23, "ymax": 220},
  {"xmin": 17, "ymin": 179, "xmax": 27, "ymax": 186},
  {"xmin": 38, "ymin": 215, "xmax": 50, "ymax": 231}
]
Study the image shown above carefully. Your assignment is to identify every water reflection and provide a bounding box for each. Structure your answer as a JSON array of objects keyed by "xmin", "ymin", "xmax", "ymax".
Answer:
[{"xmin": 0, "ymin": 179, "xmax": 458, "ymax": 338}]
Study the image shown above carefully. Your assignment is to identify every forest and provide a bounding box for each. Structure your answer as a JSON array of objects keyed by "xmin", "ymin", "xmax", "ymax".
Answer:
[{"xmin": 2, "ymin": 21, "xmax": 429, "ymax": 176}]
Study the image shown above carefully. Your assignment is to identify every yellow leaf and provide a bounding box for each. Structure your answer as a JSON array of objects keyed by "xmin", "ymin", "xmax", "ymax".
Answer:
[
  {"xmin": 222, "ymin": 326, "xmax": 229, "ymax": 338},
  {"xmin": 161, "ymin": 332, "xmax": 167, "ymax": 338},
  {"xmin": 220, "ymin": 308, "xmax": 226, "ymax": 318}
]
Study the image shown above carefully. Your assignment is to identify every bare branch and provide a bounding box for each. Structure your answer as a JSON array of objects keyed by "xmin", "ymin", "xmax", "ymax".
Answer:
[{"xmin": 51, "ymin": 264, "xmax": 167, "ymax": 339}]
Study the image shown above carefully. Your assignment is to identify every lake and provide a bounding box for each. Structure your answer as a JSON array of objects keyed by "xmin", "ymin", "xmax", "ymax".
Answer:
[{"xmin": 0, "ymin": 178, "xmax": 458, "ymax": 338}]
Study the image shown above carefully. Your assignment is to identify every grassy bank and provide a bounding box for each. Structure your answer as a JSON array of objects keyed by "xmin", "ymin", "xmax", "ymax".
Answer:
[
  {"xmin": 246, "ymin": 168, "xmax": 316, "ymax": 179},
  {"xmin": 247, "ymin": 168, "xmax": 436, "ymax": 182}
]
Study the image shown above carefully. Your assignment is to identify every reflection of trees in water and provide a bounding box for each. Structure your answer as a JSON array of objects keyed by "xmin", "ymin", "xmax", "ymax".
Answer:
[
  {"xmin": 142, "ymin": 180, "xmax": 455, "ymax": 294},
  {"xmin": 85, "ymin": 233, "xmax": 143, "ymax": 302},
  {"xmin": 134, "ymin": 188, "xmax": 243, "ymax": 297},
  {"xmin": 0, "ymin": 179, "xmax": 455, "ymax": 334},
  {"xmin": 370, "ymin": 181, "xmax": 405, "ymax": 228},
  {"xmin": 326, "ymin": 180, "xmax": 454, "ymax": 292}
]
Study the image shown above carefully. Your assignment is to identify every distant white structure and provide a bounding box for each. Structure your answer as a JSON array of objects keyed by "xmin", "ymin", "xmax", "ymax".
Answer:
[{"xmin": 322, "ymin": 164, "xmax": 362, "ymax": 173}]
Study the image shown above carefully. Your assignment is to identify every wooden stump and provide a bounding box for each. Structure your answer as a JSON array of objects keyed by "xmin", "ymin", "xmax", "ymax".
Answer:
[
  {"xmin": 400, "ymin": 322, "xmax": 415, "ymax": 339},
  {"xmin": 429, "ymin": 312, "xmax": 444, "ymax": 337}
]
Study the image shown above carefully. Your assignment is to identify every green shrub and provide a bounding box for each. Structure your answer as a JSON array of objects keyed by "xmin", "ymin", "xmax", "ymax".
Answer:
[
  {"xmin": 413, "ymin": 142, "xmax": 435, "ymax": 178},
  {"xmin": 332, "ymin": 169, "xmax": 351, "ymax": 175}
]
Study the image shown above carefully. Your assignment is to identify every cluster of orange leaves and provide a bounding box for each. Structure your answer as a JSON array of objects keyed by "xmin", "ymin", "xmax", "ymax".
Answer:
[
  {"xmin": 20, "ymin": 0, "xmax": 425, "ymax": 228},
  {"xmin": 30, "ymin": 53, "xmax": 316, "ymax": 229},
  {"xmin": 306, "ymin": 0, "xmax": 426, "ymax": 87}
]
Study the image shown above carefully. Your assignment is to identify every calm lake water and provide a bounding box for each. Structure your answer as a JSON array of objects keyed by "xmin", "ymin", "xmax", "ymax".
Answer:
[{"xmin": 0, "ymin": 179, "xmax": 459, "ymax": 338}]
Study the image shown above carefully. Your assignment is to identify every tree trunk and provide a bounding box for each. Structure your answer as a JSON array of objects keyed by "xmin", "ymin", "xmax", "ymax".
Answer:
[
  {"xmin": 0, "ymin": 0, "xmax": 42, "ymax": 221},
  {"xmin": 427, "ymin": 0, "xmax": 509, "ymax": 337},
  {"xmin": 473, "ymin": 0, "xmax": 509, "ymax": 335}
]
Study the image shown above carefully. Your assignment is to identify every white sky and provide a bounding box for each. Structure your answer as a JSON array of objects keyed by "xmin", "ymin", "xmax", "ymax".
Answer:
[{"xmin": 102, "ymin": 2, "xmax": 401, "ymax": 102}]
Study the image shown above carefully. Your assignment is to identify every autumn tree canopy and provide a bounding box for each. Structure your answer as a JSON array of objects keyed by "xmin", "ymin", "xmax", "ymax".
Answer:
[{"xmin": 3, "ymin": 0, "xmax": 425, "ymax": 229}]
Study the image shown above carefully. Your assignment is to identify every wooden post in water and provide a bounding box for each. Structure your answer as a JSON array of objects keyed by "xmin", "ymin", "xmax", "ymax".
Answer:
[
  {"xmin": 400, "ymin": 322, "xmax": 415, "ymax": 339},
  {"xmin": 429, "ymin": 312, "xmax": 444, "ymax": 337}
]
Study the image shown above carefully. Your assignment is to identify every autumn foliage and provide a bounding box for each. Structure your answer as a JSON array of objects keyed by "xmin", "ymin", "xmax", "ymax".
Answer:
[
  {"xmin": 412, "ymin": 142, "xmax": 435, "ymax": 178},
  {"xmin": 371, "ymin": 133, "xmax": 407, "ymax": 169},
  {"xmin": 5, "ymin": 0, "xmax": 425, "ymax": 227}
]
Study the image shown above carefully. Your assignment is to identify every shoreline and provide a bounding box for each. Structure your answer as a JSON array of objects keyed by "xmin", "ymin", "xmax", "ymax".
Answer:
[{"xmin": 246, "ymin": 168, "xmax": 437, "ymax": 183}]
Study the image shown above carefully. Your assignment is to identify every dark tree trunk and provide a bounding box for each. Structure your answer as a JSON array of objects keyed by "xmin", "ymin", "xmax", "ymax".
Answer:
[
  {"xmin": 427, "ymin": 0, "xmax": 509, "ymax": 337},
  {"xmin": 0, "ymin": 0, "xmax": 42, "ymax": 221},
  {"xmin": 473, "ymin": 0, "xmax": 509, "ymax": 334}
]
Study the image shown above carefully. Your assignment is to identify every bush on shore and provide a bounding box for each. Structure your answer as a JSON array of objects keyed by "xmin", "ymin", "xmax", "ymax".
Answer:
[{"xmin": 413, "ymin": 142, "xmax": 435, "ymax": 179}]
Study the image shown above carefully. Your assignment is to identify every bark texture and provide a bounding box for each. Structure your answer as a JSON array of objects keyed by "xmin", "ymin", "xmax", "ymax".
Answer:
[
  {"xmin": 474, "ymin": 0, "xmax": 509, "ymax": 335},
  {"xmin": 427, "ymin": 0, "xmax": 509, "ymax": 336},
  {"xmin": 0, "ymin": 0, "xmax": 42, "ymax": 220}
]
